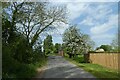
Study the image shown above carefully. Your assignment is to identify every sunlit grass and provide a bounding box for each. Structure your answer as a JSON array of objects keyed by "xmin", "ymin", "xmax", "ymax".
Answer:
[{"xmin": 64, "ymin": 54, "xmax": 119, "ymax": 78}]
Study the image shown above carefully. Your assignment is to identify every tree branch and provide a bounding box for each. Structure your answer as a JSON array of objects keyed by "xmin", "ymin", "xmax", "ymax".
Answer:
[{"xmin": 30, "ymin": 19, "xmax": 55, "ymax": 46}]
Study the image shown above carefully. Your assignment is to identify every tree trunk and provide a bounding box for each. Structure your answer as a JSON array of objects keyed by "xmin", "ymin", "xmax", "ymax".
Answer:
[
  {"xmin": 69, "ymin": 54, "xmax": 72, "ymax": 58},
  {"xmin": 84, "ymin": 53, "xmax": 90, "ymax": 63}
]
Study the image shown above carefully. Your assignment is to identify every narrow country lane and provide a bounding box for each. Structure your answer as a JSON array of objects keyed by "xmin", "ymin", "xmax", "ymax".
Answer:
[{"xmin": 36, "ymin": 55, "xmax": 97, "ymax": 78}]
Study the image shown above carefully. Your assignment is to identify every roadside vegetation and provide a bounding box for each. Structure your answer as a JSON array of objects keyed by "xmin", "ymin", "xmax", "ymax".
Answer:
[{"xmin": 64, "ymin": 54, "xmax": 119, "ymax": 78}]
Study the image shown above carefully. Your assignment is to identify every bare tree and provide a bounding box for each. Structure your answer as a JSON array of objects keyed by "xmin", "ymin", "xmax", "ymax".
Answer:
[
  {"xmin": 111, "ymin": 33, "xmax": 119, "ymax": 52},
  {"xmin": 81, "ymin": 34, "xmax": 95, "ymax": 51},
  {"xmin": 15, "ymin": 2, "xmax": 67, "ymax": 46}
]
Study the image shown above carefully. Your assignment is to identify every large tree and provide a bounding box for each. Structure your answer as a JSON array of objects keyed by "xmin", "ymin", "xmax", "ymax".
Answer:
[
  {"xmin": 3, "ymin": 2, "xmax": 67, "ymax": 46},
  {"xmin": 3, "ymin": 2, "xmax": 67, "ymax": 61},
  {"xmin": 15, "ymin": 2, "xmax": 67, "ymax": 46},
  {"xmin": 63, "ymin": 25, "xmax": 95, "ymax": 58},
  {"xmin": 2, "ymin": 2, "xmax": 67, "ymax": 63},
  {"xmin": 63, "ymin": 26, "xmax": 82, "ymax": 58}
]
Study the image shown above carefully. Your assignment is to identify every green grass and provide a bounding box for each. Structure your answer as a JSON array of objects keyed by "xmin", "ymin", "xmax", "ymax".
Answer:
[{"xmin": 64, "ymin": 54, "xmax": 119, "ymax": 79}]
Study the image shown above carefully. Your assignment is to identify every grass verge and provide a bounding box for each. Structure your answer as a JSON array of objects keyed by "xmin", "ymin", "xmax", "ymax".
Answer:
[{"xmin": 64, "ymin": 55, "xmax": 119, "ymax": 79}]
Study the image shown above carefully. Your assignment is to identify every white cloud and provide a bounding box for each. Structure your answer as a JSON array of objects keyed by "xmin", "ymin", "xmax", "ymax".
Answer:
[
  {"xmin": 79, "ymin": 3, "xmax": 113, "ymax": 25},
  {"xmin": 95, "ymin": 7, "xmax": 112, "ymax": 20},
  {"xmin": 67, "ymin": 3, "xmax": 89, "ymax": 20},
  {"xmin": 51, "ymin": 1, "xmax": 115, "ymax": 22},
  {"xmin": 90, "ymin": 13, "xmax": 118, "ymax": 48},
  {"xmin": 52, "ymin": 22, "xmax": 69, "ymax": 35},
  {"xmin": 90, "ymin": 4, "xmax": 113, "ymax": 20},
  {"xmin": 80, "ymin": 17, "xmax": 94, "ymax": 26},
  {"xmin": 91, "ymin": 33, "xmax": 116, "ymax": 47},
  {"xmin": 90, "ymin": 14, "xmax": 118, "ymax": 34}
]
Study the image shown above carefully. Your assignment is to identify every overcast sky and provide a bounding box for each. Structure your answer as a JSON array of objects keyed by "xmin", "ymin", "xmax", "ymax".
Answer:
[{"xmin": 40, "ymin": 1, "xmax": 118, "ymax": 49}]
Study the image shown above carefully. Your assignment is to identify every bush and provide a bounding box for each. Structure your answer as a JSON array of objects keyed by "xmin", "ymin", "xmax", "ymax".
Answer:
[
  {"xmin": 88, "ymin": 51, "xmax": 96, "ymax": 53},
  {"xmin": 73, "ymin": 55, "xmax": 85, "ymax": 63},
  {"xmin": 2, "ymin": 43, "xmax": 46, "ymax": 78},
  {"xmin": 3, "ymin": 53, "xmax": 46, "ymax": 78},
  {"xmin": 2, "ymin": 15, "xmax": 47, "ymax": 79}
]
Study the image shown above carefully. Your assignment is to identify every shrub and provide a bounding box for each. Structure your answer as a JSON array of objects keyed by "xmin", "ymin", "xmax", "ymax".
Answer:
[{"xmin": 2, "ymin": 42, "xmax": 46, "ymax": 78}]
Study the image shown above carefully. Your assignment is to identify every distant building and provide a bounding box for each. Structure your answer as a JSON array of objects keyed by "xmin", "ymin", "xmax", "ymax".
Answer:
[{"xmin": 96, "ymin": 48, "xmax": 104, "ymax": 52}]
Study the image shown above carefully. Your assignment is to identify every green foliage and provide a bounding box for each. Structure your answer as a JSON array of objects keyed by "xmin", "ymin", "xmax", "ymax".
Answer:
[
  {"xmin": 43, "ymin": 35, "xmax": 54, "ymax": 55},
  {"xmin": 2, "ymin": 42, "xmax": 46, "ymax": 78},
  {"xmin": 45, "ymin": 49, "xmax": 52, "ymax": 55},
  {"xmin": 2, "ymin": 17, "xmax": 16, "ymax": 44},
  {"xmin": 99, "ymin": 45, "xmax": 112, "ymax": 52},
  {"xmin": 63, "ymin": 26, "xmax": 81, "ymax": 57},
  {"xmin": 54, "ymin": 43, "xmax": 61, "ymax": 53},
  {"xmin": 72, "ymin": 55, "xmax": 84, "ymax": 63},
  {"xmin": 2, "ymin": 8, "xmax": 46, "ymax": 78},
  {"xmin": 3, "ymin": 53, "xmax": 46, "ymax": 78},
  {"xmin": 88, "ymin": 51, "xmax": 96, "ymax": 53}
]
